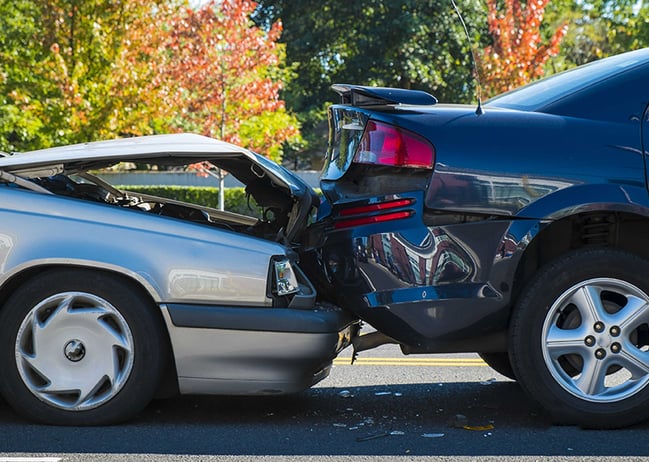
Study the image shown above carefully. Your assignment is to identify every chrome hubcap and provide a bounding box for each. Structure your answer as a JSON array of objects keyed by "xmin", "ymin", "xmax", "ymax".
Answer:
[
  {"xmin": 542, "ymin": 278, "xmax": 649, "ymax": 403},
  {"xmin": 15, "ymin": 292, "xmax": 134, "ymax": 411}
]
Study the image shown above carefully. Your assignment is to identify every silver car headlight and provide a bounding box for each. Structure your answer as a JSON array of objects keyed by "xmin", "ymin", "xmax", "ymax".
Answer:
[{"xmin": 273, "ymin": 258, "xmax": 299, "ymax": 296}]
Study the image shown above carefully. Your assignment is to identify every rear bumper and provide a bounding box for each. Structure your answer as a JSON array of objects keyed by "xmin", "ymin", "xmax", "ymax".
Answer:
[
  {"xmin": 304, "ymin": 190, "xmax": 542, "ymax": 351},
  {"xmin": 161, "ymin": 303, "xmax": 358, "ymax": 395}
]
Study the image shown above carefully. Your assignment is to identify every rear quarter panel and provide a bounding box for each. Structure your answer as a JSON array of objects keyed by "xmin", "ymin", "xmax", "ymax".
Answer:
[{"xmin": 372, "ymin": 106, "xmax": 648, "ymax": 217}]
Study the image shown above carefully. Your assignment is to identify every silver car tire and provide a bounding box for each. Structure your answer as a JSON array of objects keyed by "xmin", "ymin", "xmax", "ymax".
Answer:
[
  {"xmin": 509, "ymin": 248, "xmax": 649, "ymax": 428},
  {"xmin": 0, "ymin": 269, "xmax": 167, "ymax": 425}
]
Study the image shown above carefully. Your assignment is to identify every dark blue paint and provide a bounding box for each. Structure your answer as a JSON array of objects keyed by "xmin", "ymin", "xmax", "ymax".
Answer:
[{"xmin": 306, "ymin": 48, "xmax": 649, "ymax": 351}]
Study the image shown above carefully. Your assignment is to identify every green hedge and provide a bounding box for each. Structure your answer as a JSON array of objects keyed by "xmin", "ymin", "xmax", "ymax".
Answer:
[{"xmin": 119, "ymin": 186, "xmax": 261, "ymax": 217}]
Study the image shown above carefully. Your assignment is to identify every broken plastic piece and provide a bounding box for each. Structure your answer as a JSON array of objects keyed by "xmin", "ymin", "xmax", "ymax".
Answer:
[{"xmin": 422, "ymin": 433, "xmax": 445, "ymax": 438}]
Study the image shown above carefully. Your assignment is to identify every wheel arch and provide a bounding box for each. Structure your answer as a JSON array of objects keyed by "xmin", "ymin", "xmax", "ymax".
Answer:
[
  {"xmin": 0, "ymin": 259, "xmax": 163, "ymax": 307},
  {"xmin": 512, "ymin": 209, "xmax": 649, "ymax": 312}
]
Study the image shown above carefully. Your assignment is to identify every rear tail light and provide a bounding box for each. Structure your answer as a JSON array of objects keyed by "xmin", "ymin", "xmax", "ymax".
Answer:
[
  {"xmin": 334, "ymin": 198, "xmax": 415, "ymax": 229},
  {"xmin": 354, "ymin": 120, "xmax": 435, "ymax": 169}
]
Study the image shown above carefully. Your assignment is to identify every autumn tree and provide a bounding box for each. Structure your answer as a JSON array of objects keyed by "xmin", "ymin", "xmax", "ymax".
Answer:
[
  {"xmin": 115, "ymin": 0, "xmax": 300, "ymax": 163},
  {"xmin": 253, "ymin": 0, "xmax": 486, "ymax": 165},
  {"xmin": 477, "ymin": 0, "xmax": 568, "ymax": 97},
  {"xmin": 544, "ymin": 0, "xmax": 649, "ymax": 70},
  {"xmin": 0, "ymin": 0, "xmax": 171, "ymax": 152},
  {"xmin": 1, "ymin": 0, "xmax": 298, "ymax": 163}
]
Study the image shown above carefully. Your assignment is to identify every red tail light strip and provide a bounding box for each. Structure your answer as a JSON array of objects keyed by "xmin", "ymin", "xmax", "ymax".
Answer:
[
  {"xmin": 338, "ymin": 198, "xmax": 415, "ymax": 217},
  {"xmin": 334, "ymin": 198, "xmax": 416, "ymax": 229},
  {"xmin": 334, "ymin": 210, "xmax": 414, "ymax": 229}
]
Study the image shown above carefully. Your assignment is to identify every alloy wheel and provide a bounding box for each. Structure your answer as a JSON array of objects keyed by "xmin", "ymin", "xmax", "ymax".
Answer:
[{"xmin": 541, "ymin": 278, "xmax": 649, "ymax": 403}]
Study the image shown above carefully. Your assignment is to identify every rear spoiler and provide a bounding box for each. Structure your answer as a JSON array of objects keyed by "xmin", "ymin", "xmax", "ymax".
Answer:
[{"xmin": 331, "ymin": 84, "xmax": 437, "ymax": 107}]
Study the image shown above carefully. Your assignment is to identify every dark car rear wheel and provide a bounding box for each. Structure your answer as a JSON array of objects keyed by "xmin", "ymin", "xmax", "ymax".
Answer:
[
  {"xmin": 0, "ymin": 269, "xmax": 167, "ymax": 425},
  {"xmin": 478, "ymin": 352, "xmax": 516, "ymax": 380},
  {"xmin": 510, "ymin": 248, "xmax": 649, "ymax": 428}
]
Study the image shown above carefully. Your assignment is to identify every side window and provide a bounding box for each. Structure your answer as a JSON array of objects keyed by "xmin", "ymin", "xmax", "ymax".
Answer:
[{"xmin": 544, "ymin": 66, "xmax": 649, "ymax": 125}]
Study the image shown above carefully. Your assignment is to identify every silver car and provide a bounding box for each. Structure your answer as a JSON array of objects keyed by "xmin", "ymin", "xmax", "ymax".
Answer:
[{"xmin": 0, "ymin": 133, "xmax": 358, "ymax": 425}]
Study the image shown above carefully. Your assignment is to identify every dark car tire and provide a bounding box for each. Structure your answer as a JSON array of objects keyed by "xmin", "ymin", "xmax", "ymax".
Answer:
[
  {"xmin": 478, "ymin": 352, "xmax": 516, "ymax": 380},
  {"xmin": 509, "ymin": 248, "xmax": 649, "ymax": 428},
  {"xmin": 0, "ymin": 269, "xmax": 167, "ymax": 425}
]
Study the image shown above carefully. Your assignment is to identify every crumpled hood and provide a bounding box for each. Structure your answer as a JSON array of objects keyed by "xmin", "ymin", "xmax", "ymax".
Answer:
[{"xmin": 0, "ymin": 133, "xmax": 319, "ymax": 243}]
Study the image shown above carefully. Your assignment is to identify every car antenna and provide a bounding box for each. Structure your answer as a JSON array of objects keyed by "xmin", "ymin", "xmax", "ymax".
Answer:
[{"xmin": 450, "ymin": 0, "xmax": 484, "ymax": 115}]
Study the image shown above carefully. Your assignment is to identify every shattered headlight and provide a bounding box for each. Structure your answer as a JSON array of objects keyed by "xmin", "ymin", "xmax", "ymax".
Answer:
[{"xmin": 273, "ymin": 258, "xmax": 299, "ymax": 296}]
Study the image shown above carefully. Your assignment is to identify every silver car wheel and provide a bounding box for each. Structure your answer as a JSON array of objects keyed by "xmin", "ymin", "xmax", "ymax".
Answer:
[
  {"xmin": 542, "ymin": 277, "xmax": 649, "ymax": 403},
  {"xmin": 15, "ymin": 291, "xmax": 134, "ymax": 411}
]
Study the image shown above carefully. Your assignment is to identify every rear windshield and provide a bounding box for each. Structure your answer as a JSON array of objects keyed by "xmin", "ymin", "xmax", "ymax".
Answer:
[{"xmin": 487, "ymin": 48, "xmax": 649, "ymax": 111}]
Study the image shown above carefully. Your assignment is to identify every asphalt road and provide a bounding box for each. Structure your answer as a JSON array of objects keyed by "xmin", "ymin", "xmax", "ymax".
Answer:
[{"xmin": 1, "ymin": 345, "xmax": 648, "ymax": 461}]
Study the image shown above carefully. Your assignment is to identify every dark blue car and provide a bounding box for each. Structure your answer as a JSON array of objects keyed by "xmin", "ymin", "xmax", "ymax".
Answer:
[{"xmin": 304, "ymin": 47, "xmax": 649, "ymax": 428}]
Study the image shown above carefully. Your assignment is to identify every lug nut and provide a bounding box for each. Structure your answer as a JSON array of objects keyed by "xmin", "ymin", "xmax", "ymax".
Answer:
[
  {"xmin": 594, "ymin": 322, "xmax": 605, "ymax": 333},
  {"xmin": 611, "ymin": 343, "xmax": 621, "ymax": 353},
  {"xmin": 610, "ymin": 326, "xmax": 620, "ymax": 337},
  {"xmin": 585, "ymin": 336, "xmax": 596, "ymax": 347},
  {"xmin": 595, "ymin": 348, "xmax": 607, "ymax": 360}
]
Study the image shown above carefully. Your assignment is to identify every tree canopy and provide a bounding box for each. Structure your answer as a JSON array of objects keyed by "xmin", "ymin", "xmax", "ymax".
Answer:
[
  {"xmin": 477, "ymin": 0, "xmax": 567, "ymax": 97},
  {"xmin": 0, "ymin": 0, "xmax": 300, "ymax": 162},
  {"xmin": 254, "ymin": 0, "xmax": 489, "ymax": 109},
  {"xmin": 253, "ymin": 0, "xmax": 489, "ymax": 164},
  {"xmin": 0, "ymin": 0, "xmax": 165, "ymax": 151},
  {"xmin": 1, "ymin": 0, "xmax": 647, "ymax": 163}
]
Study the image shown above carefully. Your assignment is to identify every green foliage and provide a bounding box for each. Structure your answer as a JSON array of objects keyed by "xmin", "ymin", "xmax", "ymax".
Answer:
[
  {"xmin": 0, "ymin": 0, "xmax": 50, "ymax": 151},
  {"xmin": 237, "ymin": 109, "xmax": 303, "ymax": 162},
  {"xmin": 634, "ymin": 4, "xmax": 649, "ymax": 49},
  {"xmin": 120, "ymin": 186, "xmax": 263, "ymax": 217},
  {"xmin": 0, "ymin": 0, "xmax": 299, "ymax": 162},
  {"xmin": 2, "ymin": 0, "xmax": 648, "ymax": 162},
  {"xmin": 544, "ymin": 0, "xmax": 649, "ymax": 71},
  {"xmin": 0, "ymin": 0, "xmax": 177, "ymax": 152},
  {"xmin": 253, "ymin": 0, "xmax": 489, "ymax": 167},
  {"xmin": 254, "ymin": 0, "xmax": 488, "ymax": 111}
]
